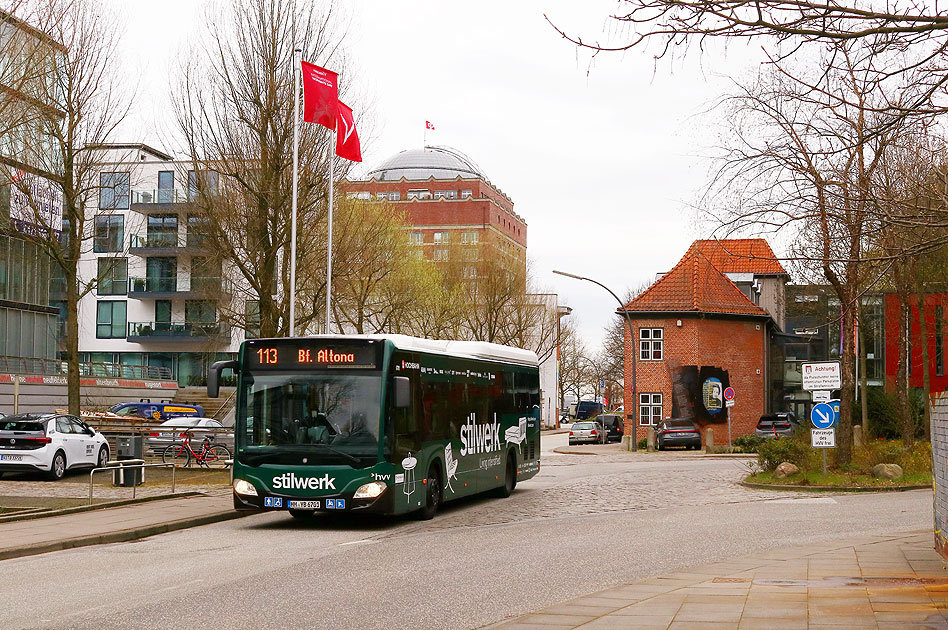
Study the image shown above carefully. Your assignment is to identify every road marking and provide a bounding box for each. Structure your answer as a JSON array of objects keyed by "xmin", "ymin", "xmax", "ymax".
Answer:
[
  {"xmin": 339, "ymin": 539, "xmax": 376, "ymax": 547},
  {"xmin": 765, "ymin": 497, "xmax": 837, "ymax": 504}
]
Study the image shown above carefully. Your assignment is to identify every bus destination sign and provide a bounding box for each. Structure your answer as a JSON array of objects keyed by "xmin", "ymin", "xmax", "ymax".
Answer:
[{"xmin": 247, "ymin": 341, "xmax": 379, "ymax": 370}]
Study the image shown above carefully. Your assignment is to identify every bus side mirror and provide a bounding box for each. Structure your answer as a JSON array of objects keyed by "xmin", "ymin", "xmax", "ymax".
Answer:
[
  {"xmin": 208, "ymin": 360, "xmax": 239, "ymax": 398},
  {"xmin": 393, "ymin": 376, "xmax": 411, "ymax": 409}
]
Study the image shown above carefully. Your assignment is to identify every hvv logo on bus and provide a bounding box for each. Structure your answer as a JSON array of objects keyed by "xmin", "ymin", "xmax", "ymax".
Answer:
[{"xmin": 271, "ymin": 472, "xmax": 337, "ymax": 490}]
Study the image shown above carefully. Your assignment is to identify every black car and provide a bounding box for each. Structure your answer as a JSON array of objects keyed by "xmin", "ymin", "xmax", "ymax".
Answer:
[
  {"xmin": 655, "ymin": 419, "xmax": 702, "ymax": 450},
  {"xmin": 756, "ymin": 412, "xmax": 799, "ymax": 439},
  {"xmin": 597, "ymin": 414, "xmax": 624, "ymax": 442},
  {"xmin": 575, "ymin": 401, "xmax": 604, "ymax": 420}
]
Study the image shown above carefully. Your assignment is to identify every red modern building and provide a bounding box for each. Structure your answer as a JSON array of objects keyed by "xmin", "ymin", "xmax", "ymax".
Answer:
[
  {"xmin": 342, "ymin": 146, "xmax": 527, "ymax": 273},
  {"xmin": 884, "ymin": 293, "xmax": 948, "ymax": 394},
  {"xmin": 621, "ymin": 239, "xmax": 789, "ymax": 446}
]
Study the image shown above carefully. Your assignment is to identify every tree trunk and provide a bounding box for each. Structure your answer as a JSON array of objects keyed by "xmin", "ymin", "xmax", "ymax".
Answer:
[
  {"xmin": 895, "ymin": 293, "xmax": 913, "ymax": 442},
  {"xmin": 838, "ymin": 296, "xmax": 856, "ymax": 465},
  {"xmin": 65, "ymin": 265, "xmax": 80, "ymax": 415},
  {"xmin": 917, "ymin": 292, "xmax": 931, "ymax": 442},
  {"xmin": 858, "ymin": 301, "xmax": 869, "ymax": 437}
]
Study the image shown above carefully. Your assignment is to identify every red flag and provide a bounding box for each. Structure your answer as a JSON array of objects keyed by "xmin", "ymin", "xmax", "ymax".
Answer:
[
  {"xmin": 301, "ymin": 60, "xmax": 338, "ymax": 130},
  {"xmin": 425, "ymin": 120, "xmax": 435, "ymax": 130},
  {"xmin": 335, "ymin": 100, "xmax": 361, "ymax": 162}
]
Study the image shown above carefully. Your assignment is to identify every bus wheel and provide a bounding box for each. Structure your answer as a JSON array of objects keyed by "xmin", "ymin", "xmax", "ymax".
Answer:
[
  {"xmin": 416, "ymin": 466, "xmax": 442, "ymax": 520},
  {"xmin": 289, "ymin": 509, "xmax": 315, "ymax": 520},
  {"xmin": 495, "ymin": 452, "xmax": 517, "ymax": 498}
]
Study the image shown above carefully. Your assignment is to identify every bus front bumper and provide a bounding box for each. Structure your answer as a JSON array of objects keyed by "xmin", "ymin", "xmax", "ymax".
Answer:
[{"xmin": 234, "ymin": 488, "xmax": 394, "ymax": 514}]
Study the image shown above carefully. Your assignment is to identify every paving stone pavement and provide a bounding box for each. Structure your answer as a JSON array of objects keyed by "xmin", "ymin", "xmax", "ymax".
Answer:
[
  {"xmin": 390, "ymin": 454, "xmax": 821, "ymax": 535},
  {"xmin": 489, "ymin": 531, "xmax": 948, "ymax": 630}
]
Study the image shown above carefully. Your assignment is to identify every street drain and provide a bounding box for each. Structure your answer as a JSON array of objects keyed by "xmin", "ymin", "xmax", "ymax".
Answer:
[{"xmin": 711, "ymin": 577, "xmax": 948, "ymax": 588}]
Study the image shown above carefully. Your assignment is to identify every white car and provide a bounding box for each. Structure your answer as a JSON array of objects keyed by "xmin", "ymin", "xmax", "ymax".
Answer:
[
  {"xmin": 0, "ymin": 413, "xmax": 110, "ymax": 480},
  {"xmin": 146, "ymin": 417, "xmax": 234, "ymax": 454}
]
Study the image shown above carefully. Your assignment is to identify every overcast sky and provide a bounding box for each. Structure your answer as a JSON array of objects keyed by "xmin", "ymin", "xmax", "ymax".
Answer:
[{"xmin": 112, "ymin": 0, "xmax": 764, "ymax": 352}]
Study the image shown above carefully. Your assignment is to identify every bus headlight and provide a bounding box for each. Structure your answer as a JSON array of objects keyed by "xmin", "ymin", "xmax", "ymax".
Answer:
[
  {"xmin": 353, "ymin": 481, "xmax": 386, "ymax": 499},
  {"xmin": 233, "ymin": 479, "xmax": 258, "ymax": 496}
]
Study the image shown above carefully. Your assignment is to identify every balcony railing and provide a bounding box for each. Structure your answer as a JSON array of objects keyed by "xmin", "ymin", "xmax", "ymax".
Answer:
[
  {"xmin": 127, "ymin": 321, "xmax": 231, "ymax": 340},
  {"xmin": 129, "ymin": 276, "xmax": 233, "ymax": 295},
  {"xmin": 131, "ymin": 189, "xmax": 192, "ymax": 204}
]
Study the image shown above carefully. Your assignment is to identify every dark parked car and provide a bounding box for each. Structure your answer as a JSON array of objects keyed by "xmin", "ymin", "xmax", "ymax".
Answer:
[
  {"xmin": 655, "ymin": 419, "xmax": 702, "ymax": 450},
  {"xmin": 756, "ymin": 412, "xmax": 799, "ymax": 439},
  {"xmin": 575, "ymin": 401, "xmax": 604, "ymax": 420},
  {"xmin": 569, "ymin": 421, "xmax": 606, "ymax": 445},
  {"xmin": 597, "ymin": 414, "xmax": 624, "ymax": 442}
]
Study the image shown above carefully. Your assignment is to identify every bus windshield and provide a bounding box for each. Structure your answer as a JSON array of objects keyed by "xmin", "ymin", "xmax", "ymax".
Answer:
[{"xmin": 238, "ymin": 372, "xmax": 381, "ymax": 468}]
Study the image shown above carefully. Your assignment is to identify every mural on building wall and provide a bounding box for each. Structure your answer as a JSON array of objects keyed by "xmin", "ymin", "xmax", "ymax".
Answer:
[{"xmin": 671, "ymin": 365, "xmax": 731, "ymax": 424}]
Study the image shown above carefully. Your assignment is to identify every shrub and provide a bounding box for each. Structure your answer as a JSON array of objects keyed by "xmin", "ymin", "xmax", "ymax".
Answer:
[
  {"xmin": 733, "ymin": 435, "xmax": 764, "ymax": 453},
  {"xmin": 853, "ymin": 439, "xmax": 931, "ymax": 475},
  {"xmin": 853, "ymin": 386, "xmax": 927, "ymax": 439},
  {"xmin": 757, "ymin": 437, "xmax": 818, "ymax": 471},
  {"xmin": 638, "ymin": 438, "xmax": 648, "ymax": 450}
]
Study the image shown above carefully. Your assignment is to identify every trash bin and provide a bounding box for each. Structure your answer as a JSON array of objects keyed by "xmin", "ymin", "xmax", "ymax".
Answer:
[{"xmin": 113, "ymin": 435, "xmax": 144, "ymax": 487}]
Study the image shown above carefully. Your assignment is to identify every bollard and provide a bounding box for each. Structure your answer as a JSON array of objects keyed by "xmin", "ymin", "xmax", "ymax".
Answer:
[
  {"xmin": 705, "ymin": 427, "xmax": 715, "ymax": 453},
  {"xmin": 621, "ymin": 434, "xmax": 635, "ymax": 451},
  {"xmin": 647, "ymin": 427, "xmax": 656, "ymax": 452},
  {"xmin": 853, "ymin": 424, "xmax": 864, "ymax": 448}
]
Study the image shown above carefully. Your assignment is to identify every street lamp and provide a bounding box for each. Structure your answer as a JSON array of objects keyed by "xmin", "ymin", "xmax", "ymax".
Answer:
[{"xmin": 553, "ymin": 269, "xmax": 637, "ymax": 451}]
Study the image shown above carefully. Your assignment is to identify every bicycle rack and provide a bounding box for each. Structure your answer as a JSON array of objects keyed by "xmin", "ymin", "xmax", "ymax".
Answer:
[{"xmin": 88, "ymin": 460, "xmax": 177, "ymax": 505}]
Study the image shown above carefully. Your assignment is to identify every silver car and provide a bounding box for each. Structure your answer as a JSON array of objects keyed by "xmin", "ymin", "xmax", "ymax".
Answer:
[
  {"xmin": 568, "ymin": 421, "xmax": 606, "ymax": 445},
  {"xmin": 146, "ymin": 417, "xmax": 234, "ymax": 454}
]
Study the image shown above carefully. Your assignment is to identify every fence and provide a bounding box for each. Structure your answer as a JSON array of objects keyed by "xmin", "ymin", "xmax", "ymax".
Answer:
[
  {"xmin": 0, "ymin": 355, "xmax": 173, "ymax": 381},
  {"xmin": 933, "ymin": 392, "xmax": 948, "ymax": 560}
]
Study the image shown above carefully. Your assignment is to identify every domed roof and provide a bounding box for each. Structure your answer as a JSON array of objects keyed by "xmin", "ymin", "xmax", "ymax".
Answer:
[{"xmin": 366, "ymin": 145, "xmax": 487, "ymax": 182}]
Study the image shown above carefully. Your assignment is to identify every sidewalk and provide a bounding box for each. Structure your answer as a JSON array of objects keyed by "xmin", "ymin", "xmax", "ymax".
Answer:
[
  {"xmin": 493, "ymin": 530, "xmax": 948, "ymax": 630},
  {"xmin": 0, "ymin": 491, "xmax": 243, "ymax": 561}
]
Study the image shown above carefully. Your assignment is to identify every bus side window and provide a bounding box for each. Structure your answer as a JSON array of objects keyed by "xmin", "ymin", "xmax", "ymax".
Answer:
[{"xmin": 392, "ymin": 363, "xmax": 421, "ymax": 459}]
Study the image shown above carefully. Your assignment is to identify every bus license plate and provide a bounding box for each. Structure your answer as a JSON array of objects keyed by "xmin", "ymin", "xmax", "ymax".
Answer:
[{"xmin": 288, "ymin": 500, "xmax": 321, "ymax": 509}]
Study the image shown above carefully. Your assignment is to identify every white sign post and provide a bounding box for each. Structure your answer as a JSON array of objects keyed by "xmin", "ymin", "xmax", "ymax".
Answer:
[{"xmin": 802, "ymin": 362, "xmax": 841, "ymax": 391}]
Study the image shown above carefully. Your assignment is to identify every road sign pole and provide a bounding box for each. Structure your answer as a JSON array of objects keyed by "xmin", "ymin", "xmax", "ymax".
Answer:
[
  {"xmin": 823, "ymin": 449, "xmax": 827, "ymax": 475},
  {"xmin": 727, "ymin": 407, "xmax": 732, "ymax": 453}
]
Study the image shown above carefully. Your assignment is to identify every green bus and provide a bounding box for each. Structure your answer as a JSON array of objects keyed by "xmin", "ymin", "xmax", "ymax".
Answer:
[{"xmin": 208, "ymin": 334, "xmax": 541, "ymax": 519}]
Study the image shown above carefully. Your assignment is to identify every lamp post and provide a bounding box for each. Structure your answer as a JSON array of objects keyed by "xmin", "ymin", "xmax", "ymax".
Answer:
[{"xmin": 553, "ymin": 269, "xmax": 637, "ymax": 451}]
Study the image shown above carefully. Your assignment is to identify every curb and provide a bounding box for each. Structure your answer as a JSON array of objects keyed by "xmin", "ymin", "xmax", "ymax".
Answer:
[
  {"xmin": 0, "ymin": 507, "xmax": 249, "ymax": 562},
  {"xmin": 741, "ymin": 480, "xmax": 930, "ymax": 493},
  {"xmin": 0, "ymin": 491, "xmax": 204, "ymax": 524}
]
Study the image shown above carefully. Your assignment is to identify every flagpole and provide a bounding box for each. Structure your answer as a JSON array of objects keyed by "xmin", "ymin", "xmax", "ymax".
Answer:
[
  {"xmin": 289, "ymin": 48, "xmax": 301, "ymax": 337},
  {"xmin": 326, "ymin": 150, "xmax": 334, "ymax": 334}
]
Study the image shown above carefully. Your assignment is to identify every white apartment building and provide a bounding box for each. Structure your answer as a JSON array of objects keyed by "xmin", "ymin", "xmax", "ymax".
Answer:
[{"xmin": 75, "ymin": 144, "xmax": 244, "ymax": 386}]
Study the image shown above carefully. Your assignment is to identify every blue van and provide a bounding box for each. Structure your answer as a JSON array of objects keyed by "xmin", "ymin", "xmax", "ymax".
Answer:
[{"xmin": 110, "ymin": 401, "xmax": 203, "ymax": 421}]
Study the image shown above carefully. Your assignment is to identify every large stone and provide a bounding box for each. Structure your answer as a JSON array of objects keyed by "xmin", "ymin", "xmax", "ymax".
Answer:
[
  {"xmin": 774, "ymin": 462, "xmax": 799, "ymax": 478},
  {"xmin": 872, "ymin": 463, "xmax": 903, "ymax": 480}
]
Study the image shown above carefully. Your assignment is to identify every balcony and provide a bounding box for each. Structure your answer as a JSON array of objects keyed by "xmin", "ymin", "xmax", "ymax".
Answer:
[
  {"xmin": 129, "ymin": 233, "xmax": 204, "ymax": 255},
  {"xmin": 127, "ymin": 321, "xmax": 232, "ymax": 343},
  {"xmin": 128, "ymin": 276, "xmax": 233, "ymax": 299},
  {"xmin": 130, "ymin": 188, "xmax": 193, "ymax": 213}
]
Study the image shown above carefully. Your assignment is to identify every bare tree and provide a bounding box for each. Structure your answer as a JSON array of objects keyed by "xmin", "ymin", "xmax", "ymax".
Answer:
[
  {"xmin": 7, "ymin": 0, "xmax": 130, "ymax": 414},
  {"xmin": 174, "ymin": 0, "xmax": 354, "ymax": 338}
]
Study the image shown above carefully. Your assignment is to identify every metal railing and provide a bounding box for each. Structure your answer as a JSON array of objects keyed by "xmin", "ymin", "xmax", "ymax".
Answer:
[
  {"xmin": 129, "ymin": 276, "xmax": 233, "ymax": 295},
  {"xmin": 0, "ymin": 355, "xmax": 173, "ymax": 380},
  {"xmin": 88, "ymin": 460, "xmax": 176, "ymax": 504},
  {"xmin": 127, "ymin": 321, "xmax": 232, "ymax": 339},
  {"xmin": 131, "ymin": 188, "xmax": 191, "ymax": 204}
]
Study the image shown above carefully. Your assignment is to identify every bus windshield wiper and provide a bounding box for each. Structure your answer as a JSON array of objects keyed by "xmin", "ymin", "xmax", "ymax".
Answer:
[{"xmin": 310, "ymin": 444, "xmax": 362, "ymax": 465}]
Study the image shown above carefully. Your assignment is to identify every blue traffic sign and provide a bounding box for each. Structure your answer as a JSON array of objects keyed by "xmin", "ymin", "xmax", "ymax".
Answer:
[
  {"xmin": 811, "ymin": 402, "xmax": 836, "ymax": 429},
  {"xmin": 830, "ymin": 400, "xmax": 840, "ymax": 422}
]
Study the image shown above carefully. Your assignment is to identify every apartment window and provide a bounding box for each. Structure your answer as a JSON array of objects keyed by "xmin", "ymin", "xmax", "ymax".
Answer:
[
  {"xmin": 346, "ymin": 191, "xmax": 371, "ymax": 200},
  {"xmin": 96, "ymin": 301, "xmax": 127, "ymax": 339},
  {"xmin": 93, "ymin": 215, "xmax": 124, "ymax": 253},
  {"xmin": 409, "ymin": 231, "xmax": 424, "ymax": 245},
  {"xmin": 157, "ymin": 171, "xmax": 174, "ymax": 203},
  {"xmin": 461, "ymin": 230, "xmax": 478, "ymax": 244},
  {"xmin": 433, "ymin": 231, "xmax": 449, "ymax": 244},
  {"xmin": 462, "ymin": 248, "xmax": 477, "ymax": 261},
  {"xmin": 639, "ymin": 328, "xmax": 663, "ymax": 361},
  {"xmin": 463, "ymin": 266, "xmax": 477, "ymax": 279},
  {"xmin": 388, "ymin": 191, "xmax": 400, "ymax": 201},
  {"xmin": 433, "ymin": 190, "xmax": 457, "ymax": 200},
  {"xmin": 639, "ymin": 393, "xmax": 662, "ymax": 426},
  {"xmin": 937, "ymin": 306, "xmax": 944, "ymax": 377},
  {"xmin": 96, "ymin": 258, "xmax": 128, "ymax": 296},
  {"xmin": 188, "ymin": 170, "xmax": 218, "ymax": 200},
  {"xmin": 99, "ymin": 172, "xmax": 130, "ymax": 209},
  {"xmin": 407, "ymin": 189, "xmax": 430, "ymax": 200},
  {"xmin": 245, "ymin": 300, "xmax": 260, "ymax": 339},
  {"xmin": 185, "ymin": 300, "xmax": 216, "ymax": 325},
  {"xmin": 461, "ymin": 190, "xmax": 472, "ymax": 199},
  {"xmin": 433, "ymin": 248, "xmax": 448, "ymax": 262},
  {"xmin": 187, "ymin": 214, "xmax": 209, "ymax": 247},
  {"xmin": 147, "ymin": 214, "xmax": 178, "ymax": 247}
]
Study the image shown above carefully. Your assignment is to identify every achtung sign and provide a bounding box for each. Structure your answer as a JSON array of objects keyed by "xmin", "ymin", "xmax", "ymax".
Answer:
[{"xmin": 802, "ymin": 362, "xmax": 841, "ymax": 391}]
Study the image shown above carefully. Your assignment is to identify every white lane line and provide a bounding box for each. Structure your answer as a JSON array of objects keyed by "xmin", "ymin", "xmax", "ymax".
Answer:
[{"xmin": 765, "ymin": 497, "xmax": 838, "ymax": 504}]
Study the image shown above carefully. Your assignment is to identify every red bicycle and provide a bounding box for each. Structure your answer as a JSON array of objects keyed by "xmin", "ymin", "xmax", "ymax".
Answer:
[{"xmin": 162, "ymin": 431, "xmax": 231, "ymax": 469}]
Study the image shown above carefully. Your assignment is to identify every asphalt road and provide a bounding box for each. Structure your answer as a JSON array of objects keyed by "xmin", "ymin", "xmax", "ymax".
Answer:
[{"xmin": 0, "ymin": 432, "xmax": 932, "ymax": 630}]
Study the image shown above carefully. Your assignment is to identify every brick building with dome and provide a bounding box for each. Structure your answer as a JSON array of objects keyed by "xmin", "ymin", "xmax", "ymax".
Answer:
[{"xmin": 340, "ymin": 145, "xmax": 527, "ymax": 276}]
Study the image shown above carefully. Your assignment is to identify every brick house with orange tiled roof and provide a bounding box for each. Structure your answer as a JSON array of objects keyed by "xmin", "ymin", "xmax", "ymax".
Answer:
[{"xmin": 619, "ymin": 240, "xmax": 787, "ymax": 448}]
